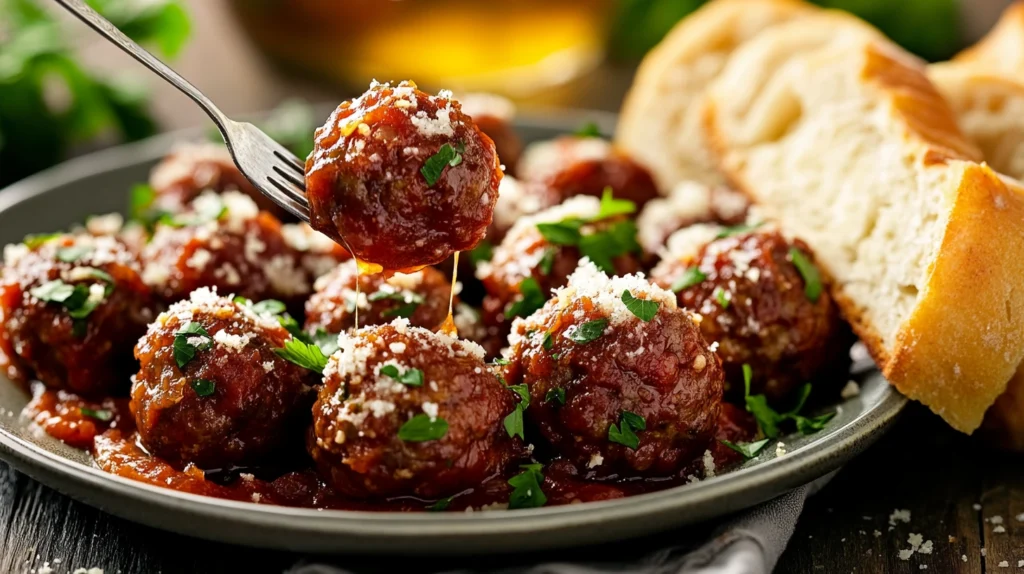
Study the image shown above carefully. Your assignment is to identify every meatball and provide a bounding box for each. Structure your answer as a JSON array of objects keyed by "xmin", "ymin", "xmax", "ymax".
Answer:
[
  {"xmin": 0, "ymin": 234, "xmax": 156, "ymax": 395},
  {"xmin": 305, "ymin": 80, "xmax": 502, "ymax": 272},
  {"xmin": 131, "ymin": 288, "xmax": 314, "ymax": 469},
  {"xmin": 502, "ymin": 261, "xmax": 723, "ymax": 478},
  {"xmin": 149, "ymin": 142, "xmax": 291, "ymax": 220},
  {"xmin": 489, "ymin": 175, "xmax": 561, "ymax": 242},
  {"xmin": 304, "ymin": 260, "xmax": 453, "ymax": 335},
  {"xmin": 281, "ymin": 222, "xmax": 352, "ymax": 281},
  {"xmin": 459, "ymin": 92, "xmax": 523, "ymax": 173},
  {"xmin": 516, "ymin": 136, "xmax": 660, "ymax": 210},
  {"xmin": 141, "ymin": 191, "xmax": 310, "ymax": 307},
  {"xmin": 650, "ymin": 226, "xmax": 852, "ymax": 401},
  {"xmin": 477, "ymin": 196, "xmax": 643, "ymax": 340},
  {"xmin": 309, "ymin": 320, "xmax": 521, "ymax": 499},
  {"xmin": 636, "ymin": 181, "xmax": 750, "ymax": 256}
]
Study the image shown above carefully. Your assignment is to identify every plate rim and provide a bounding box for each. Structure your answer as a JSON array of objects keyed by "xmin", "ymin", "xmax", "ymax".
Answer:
[{"xmin": 0, "ymin": 109, "xmax": 907, "ymax": 553}]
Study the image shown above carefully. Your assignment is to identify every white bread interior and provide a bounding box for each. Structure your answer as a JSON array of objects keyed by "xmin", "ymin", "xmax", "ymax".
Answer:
[
  {"xmin": 615, "ymin": 0, "xmax": 816, "ymax": 190},
  {"xmin": 703, "ymin": 15, "xmax": 1024, "ymax": 433}
]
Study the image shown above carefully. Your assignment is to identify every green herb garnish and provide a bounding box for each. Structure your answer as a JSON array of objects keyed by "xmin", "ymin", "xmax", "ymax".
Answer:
[
  {"xmin": 505, "ymin": 277, "xmax": 546, "ymax": 319},
  {"xmin": 536, "ymin": 220, "xmax": 583, "ymax": 245},
  {"xmin": 379, "ymin": 365, "xmax": 424, "ymax": 387},
  {"xmin": 369, "ymin": 290, "xmax": 424, "ymax": 319},
  {"xmin": 427, "ymin": 497, "xmax": 452, "ymax": 512},
  {"xmin": 713, "ymin": 286, "xmax": 731, "ymax": 309},
  {"xmin": 574, "ymin": 122, "xmax": 602, "ymax": 138},
  {"xmin": 398, "ymin": 414, "xmax": 449, "ymax": 442},
  {"xmin": 56, "ymin": 245, "xmax": 92, "ymax": 263},
  {"xmin": 172, "ymin": 322, "xmax": 212, "ymax": 368},
  {"xmin": 503, "ymin": 384, "xmax": 530, "ymax": 440},
  {"xmin": 671, "ymin": 267, "xmax": 706, "ymax": 292},
  {"xmin": 538, "ymin": 246, "xmax": 557, "ymax": 276},
  {"xmin": 595, "ymin": 187, "xmax": 636, "ymax": 219},
  {"xmin": 568, "ymin": 318, "xmax": 607, "ymax": 344},
  {"xmin": 23, "ymin": 233, "xmax": 62, "ymax": 249},
  {"xmin": 274, "ymin": 338, "xmax": 329, "ymax": 373},
  {"xmin": 719, "ymin": 438, "xmax": 771, "ymax": 460},
  {"xmin": 190, "ymin": 378, "xmax": 216, "ymax": 397},
  {"xmin": 251, "ymin": 299, "xmax": 286, "ymax": 316},
  {"xmin": 545, "ymin": 387, "xmax": 566, "ymax": 405},
  {"xmin": 742, "ymin": 364, "xmax": 835, "ymax": 438},
  {"xmin": 420, "ymin": 142, "xmax": 464, "ymax": 186},
  {"xmin": 608, "ymin": 411, "xmax": 646, "ymax": 450},
  {"xmin": 508, "ymin": 463, "xmax": 547, "ymax": 509},
  {"xmin": 469, "ymin": 240, "xmax": 493, "ymax": 265},
  {"xmin": 621, "ymin": 290, "xmax": 658, "ymax": 321},
  {"xmin": 715, "ymin": 222, "xmax": 763, "ymax": 239},
  {"xmin": 789, "ymin": 247, "xmax": 822, "ymax": 303},
  {"xmin": 80, "ymin": 407, "xmax": 113, "ymax": 422}
]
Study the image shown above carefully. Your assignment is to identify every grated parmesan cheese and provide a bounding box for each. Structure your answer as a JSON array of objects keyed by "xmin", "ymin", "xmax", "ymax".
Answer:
[{"xmin": 840, "ymin": 380, "xmax": 861, "ymax": 399}]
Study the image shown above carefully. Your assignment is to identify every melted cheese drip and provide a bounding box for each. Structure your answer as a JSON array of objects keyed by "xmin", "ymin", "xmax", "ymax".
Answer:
[{"xmin": 439, "ymin": 251, "xmax": 459, "ymax": 336}]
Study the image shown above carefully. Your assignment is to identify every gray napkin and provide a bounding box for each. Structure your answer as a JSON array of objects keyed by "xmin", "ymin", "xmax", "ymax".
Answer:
[{"xmin": 287, "ymin": 471, "xmax": 835, "ymax": 574}]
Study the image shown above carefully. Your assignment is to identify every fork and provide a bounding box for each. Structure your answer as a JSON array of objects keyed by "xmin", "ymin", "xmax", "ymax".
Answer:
[{"xmin": 53, "ymin": 0, "xmax": 311, "ymax": 223}]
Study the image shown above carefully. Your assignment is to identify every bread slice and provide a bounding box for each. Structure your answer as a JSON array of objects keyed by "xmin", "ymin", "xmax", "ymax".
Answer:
[
  {"xmin": 703, "ymin": 17, "xmax": 1024, "ymax": 433},
  {"xmin": 954, "ymin": 1, "xmax": 1024, "ymax": 79},
  {"xmin": 615, "ymin": 0, "xmax": 816, "ymax": 190},
  {"xmin": 928, "ymin": 63, "xmax": 1024, "ymax": 181}
]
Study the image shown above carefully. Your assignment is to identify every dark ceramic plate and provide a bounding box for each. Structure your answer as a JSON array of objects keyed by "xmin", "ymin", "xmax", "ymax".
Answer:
[{"xmin": 0, "ymin": 110, "xmax": 905, "ymax": 554}]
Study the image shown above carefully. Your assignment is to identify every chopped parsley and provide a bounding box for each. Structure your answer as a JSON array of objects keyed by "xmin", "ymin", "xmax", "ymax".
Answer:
[
  {"xmin": 789, "ymin": 247, "xmax": 822, "ymax": 303},
  {"xmin": 568, "ymin": 318, "xmax": 607, "ymax": 344},
  {"xmin": 719, "ymin": 438, "xmax": 771, "ymax": 460},
  {"xmin": 420, "ymin": 142, "xmax": 464, "ymax": 186},
  {"xmin": 536, "ymin": 220, "xmax": 583, "ymax": 245},
  {"xmin": 380, "ymin": 365, "xmax": 424, "ymax": 387},
  {"xmin": 30, "ymin": 278, "xmax": 110, "ymax": 335},
  {"xmin": 274, "ymin": 338, "xmax": 329, "ymax": 373},
  {"xmin": 595, "ymin": 187, "xmax": 636, "ymax": 219},
  {"xmin": 505, "ymin": 277, "xmax": 546, "ymax": 319},
  {"xmin": 311, "ymin": 329, "xmax": 341, "ymax": 357},
  {"xmin": 129, "ymin": 183, "xmax": 156, "ymax": 220},
  {"xmin": 23, "ymin": 233, "xmax": 62, "ymax": 249},
  {"xmin": 491, "ymin": 357, "xmax": 510, "ymax": 366},
  {"xmin": 541, "ymin": 331, "xmax": 554, "ymax": 350},
  {"xmin": 80, "ymin": 407, "xmax": 113, "ymax": 422},
  {"xmin": 621, "ymin": 290, "xmax": 658, "ymax": 321},
  {"xmin": 574, "ymin": 122, "xmax": 602, "ymax": 138},
  {"xmin": 715, "ymin": 221, "xmax": 763, "ymax": 239},
  {"xmin": 398, "ymin": 414, "xmax": 449, "ymax": 442},
  {"xmin": 190, "ymin": 379, "xmax": 216, "ymax": 397},
  {"xmin": 251, "ymin": 299, "xmax": 286, "ymax": 316},
  {"xmin": 537, "ymin": 246, "xmax": 557, "ymax": 276},
  {"xmin": 608, "ymin": 411, "xmax": 646, "ymax": 450},
  {"xmin": 742, "ymin": 364, "xmax": 836, "ymax": 438},
  {"xmin": 504, "ymin": 384, "xmax": 530, "ymax": 440},
  {"xmin": 469, "ymin": 240, "xmax": 493, "ymax": 265},
  {"xmin": 173, "ymin": 322, "xmax": 213, "ymax": 368},
  {"xmin": 369, "ymin": 290, "xmax": 424, "ymax": 319},
  {"xmin": 427, "ymin": 497, "xmax": 453, "ymax": 512},
  {"xmin": 533, "ymin": 191, "xmax": 639, "ymax": 274},
  {"xmin": 56, "ymin": 245, "xmax": 93, "ymax": 263},
  {"xmin": 545, "ymin": 387, "xmax": 566, "ymax": 405},
  {"xmin": 671, "ymin": 267, "xmax": 706, "ymax": 292},
  {"xmin": 508, "ymin": 463, "xmax": 546, "ymax": 509},
  {"xmin": 713, "ymin": 286, "xmax": 731, "ymax": 309},
  {"xmin": 160, "ymin": 195, "xmax": 226, "ymax": 227}
]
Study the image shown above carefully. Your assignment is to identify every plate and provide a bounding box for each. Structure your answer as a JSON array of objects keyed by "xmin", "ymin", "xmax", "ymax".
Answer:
[{"xmin": 0, "ymin": 111, "xmax": 906, "ymax": 554}]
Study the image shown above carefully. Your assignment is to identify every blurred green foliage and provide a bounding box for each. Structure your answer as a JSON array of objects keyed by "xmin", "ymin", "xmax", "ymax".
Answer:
[
  {"xmin": 610, "ymin": 0, "xmax": 961, "ymax": 64},
  {"xmin": 0, "ymin": 0, "xmax": 191, "ymax": 187}
]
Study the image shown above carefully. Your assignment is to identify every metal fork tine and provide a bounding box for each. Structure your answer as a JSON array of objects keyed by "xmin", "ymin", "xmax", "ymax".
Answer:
[
  {"xmin": 266, "ymin": 176, "xmax": 311, "ymax": 223},
  {"xmin": 273, "ymin": 149, "xmax": 306, "ymax": 175},
  {"xmin": 273, "ymin": 164, "xmax": 306, "ymax": 192}
]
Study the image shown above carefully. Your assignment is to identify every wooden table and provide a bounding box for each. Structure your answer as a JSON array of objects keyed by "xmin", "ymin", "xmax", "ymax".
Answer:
[{"xmin": 0, "ymin": 402, "xmax": 1019, "ymax": 574}]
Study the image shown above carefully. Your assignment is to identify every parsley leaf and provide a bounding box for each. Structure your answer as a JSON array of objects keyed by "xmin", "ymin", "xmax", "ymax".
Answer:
[
  {"xmin": 505, "ymin": 277, "xmax": 547, "ymax": 319},
  {"xmin": 537, "ymin": 246, "xmax": 557, "ymax": 276},
  {"xmin": 491, "ymin": 358, "xmax": 510, "ymax": 366},
  {"xmin": 311, "ymin": 328, "xmax": 340, "ymax": 356},
  {"xmin": 742, "ymin": 364, "xmax": 835, "ymax": 438},
  {"xmin": 504, "ymin": 384, "xmax": 530, "ymax": 440},
  {"xmin": 595, "ymin": 187, "xmax": 636, "ymax": 220},
  {"xmin": 713, "ymin": 286, "xmax": 731, "ymax": 309},
  {"xmin": 173, "ymin": 322, "xmax": 212, "ymax": 368},
  {"xmin": 420, "ymin": 142, "xmax": 463, "ymax": 186},
  {"xmin": 545, "ymin": 387, "xmax": 566, "ymax": 405},
  {"xmin": 23, "ymin": 233, "xmax": 62, "ymax": 249},
  {"xmin": 541, "ymin": 331, "xmax": 553, "ymax": 351},
  {"xmin": 56, "ymin": 245, "xmax": 92, "ymax": 263},
  {"xmin": 251, "ymin": 299, "xmax": 286, "ymax": 316},
  {"xmin": 671, "ymin": 267, "xmax": 706, "ymax": 292},
  {"xmin": 574, "ymin": 122, "xmax": 602, "ymax": 138},
  {"xmin": 621, "ymin": 290, "xmax": 658, "ymax": 321},
  {"xmin": 578, "ymin": 220, "xmax": 640, "ymax": 274},
  {"xmin": 793, "ymin": 412, "xmax": 836, "ymax": 434},
  {"xmin": 508, "ymin": 463, "xmax": 547, "ymax": 509},
  {"xmin": 427, "ymin": 497, "xmax": 452, "ymax": 512},
  {"xmin": 568, "ymin": 318, "xmax": 607, "ymax": 344},
  {"xmin": 789, "ymin": 247, "xmax": 822, "ymax": 303},
  {"xmin": 274, "ymin": 338, "xmax": 329, "ymax": 373},
  {"xmin": 190, "ymin": 378, "xmax": 216, "ymax": 397},
  {"xmin": 30, "ymin": 280, "xmax": 86, "ymax": 306},
  {"xmin": 719, "ymin": 438, "xmax": 771, "ymax": 460},
  {"xmin": 80, "ymin": 407, "xmax": 113, "ymax": 422},
  {"xmin": 469, "ymin": 240, "xmax": 493, "ymax": 265},
  {"xmin": 380, "ymin": 364, "xmax": 424, "ymax": 387},
  {"xmin": 536, "ymin": 220, "xmax": 583, "ymax": 245},
  {"xmin": 129, "ymin": 183, "xmax": 156, "ymax": 220},
  {"xmin": 715, "ymin": 221, "xmax": 763, "ymax": 239},
  {"xmin": 398, "ymin": 414, "xmax": 449, "ymax": 442},
  {"xmin": 369, "ymin": 290, "xmax": 424, "ymax": 319},
  {"xmin": 608, "ymin": 410, "xmax": 646, "ymax": 450}
]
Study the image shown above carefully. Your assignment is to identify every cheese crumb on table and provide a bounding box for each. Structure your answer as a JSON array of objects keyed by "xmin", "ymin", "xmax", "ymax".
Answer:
[
  {"xmin": 889, "ymin": 509, "xmax": 911, "ymax": 526},
  {"xmin": 840, "ymin": 380, "xmax": 860, "ymax": 399}
]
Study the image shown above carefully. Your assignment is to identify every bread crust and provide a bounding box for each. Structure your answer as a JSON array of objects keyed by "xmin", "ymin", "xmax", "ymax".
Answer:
[
  {"xmin": 954, "ymin": 1, "xmax": 1024, "ymax": 79},
  {"xmin": 704, "ymin": 27, "xmax": 1021, "ymax": 433},
  {"xmin": 615, "ymin": 0, "xmax": 816, "ymax": 190}
]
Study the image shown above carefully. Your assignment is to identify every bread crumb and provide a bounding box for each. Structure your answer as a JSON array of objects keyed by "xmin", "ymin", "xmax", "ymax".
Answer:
[
  {"xmin": 993, "ymin": 525, "xmax": 1006, "ymax": 533},
  {"xmin": 889, "ymin": 509, "xmax": 911, "ymax": 526},
  {"xmin": 840, "ymin": 380, "xmax": 860, "ymax": 399},
  {"xmin": 998, "ymin": 560, "xmax": 1008, "ymax": 568}
]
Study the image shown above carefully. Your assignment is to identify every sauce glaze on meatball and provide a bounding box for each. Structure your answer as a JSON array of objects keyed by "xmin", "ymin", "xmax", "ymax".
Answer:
[
  {"xmin": 304, "ymin": 260, "xmax": 453, "ymax": 336},
  {"xmin": 516, "ymin": 136, "xmax": 660, "ymax": 210},
  {"xmin": 305, "ymin": 80, "xmax": 502, "ymax": 272},
  {"xmin": 141, "ymin": 191, "xmax": 310, "ymax": 308},
  {"xmin": 131, "ymin": 288, "xmax": 314, "ymax": 469},
  {"xmin": 650, "ymin": 226, "xmax": 852, "ymax": 402},
  {"xmin": 309, "ymin": 319, "xmax": 522, "ymax": 499},
  {"xmin": 0, "ymin": 234, "xmax": 156, "ymax": 395},
  {"xmin": 502, "ymin": 261, "xmax": 723, "ymax": 478}
]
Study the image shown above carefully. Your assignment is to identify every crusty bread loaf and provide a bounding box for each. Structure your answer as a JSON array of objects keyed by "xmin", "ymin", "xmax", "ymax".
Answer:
[
  {"xmin": 954, "ymin": 1, "xmax": 1024, "ymax": 79},
  {"xmin": 615, "ymin": 0, "xmax": 816, "ymax": 190},
  {"xmin": 928, "ymin": 64, "xmax": 1024, "ymax": 181},
  {"xmin": 703, "ymin": 18, "xmax": 1024, "ymax": 433}
]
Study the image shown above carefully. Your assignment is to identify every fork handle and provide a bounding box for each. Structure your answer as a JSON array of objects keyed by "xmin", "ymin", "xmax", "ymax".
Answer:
[{"xmin": 53, "ymin": 0, "xmax": 232, "ymax": 133}]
